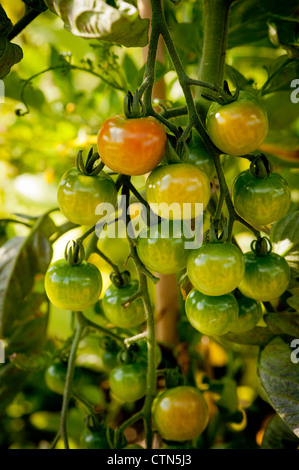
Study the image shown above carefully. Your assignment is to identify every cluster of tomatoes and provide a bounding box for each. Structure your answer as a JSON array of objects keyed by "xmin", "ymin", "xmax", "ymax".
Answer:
[{"xmin": 44, "ymin": 90, "xmax": 291, "ymax": 446}]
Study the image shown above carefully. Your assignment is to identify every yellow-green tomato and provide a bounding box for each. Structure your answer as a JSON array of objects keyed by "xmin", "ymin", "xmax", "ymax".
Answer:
[
  {"xmin": 57, "ymin": 168, "xmax": 117, "ymax": 226},
  {"xmin": 146, "ymin": 163, "xmax": 211, "ymax": 220},
  {"xmin": 206, "ymin": 91, "xmax": 268, "ymax": 156},
  {"xmin": 230, "ymin": 295, "xmax": 262, "ymax": 333},
  {"xmin": 152, "ymin": 386, "xmax": 209, "ymax": 442},
  {"xmin": 188, "ymin": 134, "xmax": 216, "ymax": 180},
  {"xmin": 45, "ymin": 260, "xmax": 102, "ymax": 310},
  {"xmin": 238, "ymin": 252, "xmax": 290, "ymax": 302},
  {"xmin": 109, "ymin": 363, "xmax": 147, "ymax": 402},
  {"xmin": 232, "ymin": 170, "xmax": 291, "ymax": 226},
  {"xmin": 187, "ymin": 242, "xmax": 245, "ymax": 296},
  {"xmin": 185, "ymin": 289, "xmax": 239, "ymax": 336},
  {"xmin": 136, "ymin": 223, "xmax": 189, "ymax": 275},
  {"xmin": 102, "ymin": 281, "xmax": 145, "ymax": 328}
]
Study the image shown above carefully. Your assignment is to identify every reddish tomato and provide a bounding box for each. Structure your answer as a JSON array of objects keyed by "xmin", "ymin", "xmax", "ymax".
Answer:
[{"xmin": 97, "ymin": 115, "xmax": 167, "ymax": 176}]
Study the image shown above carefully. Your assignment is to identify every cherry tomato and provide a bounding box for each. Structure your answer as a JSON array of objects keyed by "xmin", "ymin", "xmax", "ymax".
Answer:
[
  {"xmin": 80, "ymin": 428, "xmax": 109, "ymax": 449},
  {"xmin": 146, "ymin": 163, "xmax": 211, "ymax": 219},
  {"xmin": 102, "ymin": 280, "xmax": 145, "ymax": 328},
  {"xmin": 97, "ymin": 115, "xmax": 166, "ymax": 176},
  {"xmin": 152, "ymin": 386, "xmax": 209, "ymax": 441},
  {"xmin": 57, "ymin": 168, "xmax": 117, "ymax": 226},
  {"xmin": 45, "ymin": 260, "xmax": 102, "ymax": 311},
  {"xmin": 232, "ymin": 170, "xmax": 291, "ymax": 226},
  {"xmin": 230, "ymin": 295, "xmax": 262, "ymax": 333},
  {"xmin": 188, "ymin": 134, "xmax": 216, "ymax": 180},
  {"xmin": 238, "ymin": 252, "xmax": 290, "ymax": 302},
  {"xmin": 187, "ymin": 242, "xmax": 245, "ymax": 296},
  {"xmin": 206, "ymin": 91, "xmax": 268, "ymax": 156},
  {"xmin": 185, "ymin": 289, "xmax": 239, "ymax": 336},
  {"xmin": 45, "ymin": 363, "xmax": 81, "ymax": 395},
  {"xmin": 136, "ymin": 223, "xmax": 189, "ymax": 275},
  {"xmin": 98, "ymin": 338, "xmax": 120, "ymax": 373},
  {"xmin": 109, "ymin": 363, "xmax": 147, "ymax": 402}
]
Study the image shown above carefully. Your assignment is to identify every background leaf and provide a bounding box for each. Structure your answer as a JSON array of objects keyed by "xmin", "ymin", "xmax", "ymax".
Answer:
[{"xmin": 261, "ymin": 414, "xmax": 299, "ymax": 449}]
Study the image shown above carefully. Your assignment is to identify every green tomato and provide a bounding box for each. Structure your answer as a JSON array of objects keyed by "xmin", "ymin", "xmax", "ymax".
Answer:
[
  {"xmin": 206, "ymin": 91, "xmax": 268, "ymax": 156},
  {"xmin": 98, "ymin": 345, "xmax": 120, "ymax": 373},
  {"xmin": 185, "ymin": 289, "xmax": 239, "ymax": 336},
  {"xmin": 102, "ymin": 281, "xmax": 145, "ymax": 328},
  {"xmin": 44, "ymin": 363, "xmax": 81, "ymax": 395},
  {"xmin": 188, "ymin": 134, "xmax": 216, "ymax": 180},
  {"xmin": 146, "ymin": 163, "xmax": 211, "ymax": 220},
  {"xmin": 80, "ymin": 428, "xmax": 109, "ymax": 449},
  {"xmin": 232, "ymin": 170, "xmax": 291, "ymax": 226},
  {"xmin": 152, "ymin": 386, "xmax": 209, "ymax": 442},
  {"xmin": 109, "ymin": 363, "xmax": 147, "ymax": 402},
  {"xmin": 230, "ymin": 295, "xmax": 263, "ymax": 333},
  {"xmin": 238, "ymin": 252, "xmax": 290, "ymax": 302},
  {"xmin": 136, "ymin": 223, "xmax": 189, "ymax": 275},
  {"xmin": 57, "ymin": 168, "xmax": 117, "ymax": 226},
  {"xmin": 187, "ymin": 242, "xmax": 245, "ymax": 296},
  {"xmin": 45, "ymin": 260, "xmax": 102, "ymax": 311}
]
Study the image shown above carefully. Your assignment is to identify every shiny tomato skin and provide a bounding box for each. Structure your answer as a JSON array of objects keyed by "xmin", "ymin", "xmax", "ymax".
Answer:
[
  {"xmin": 206, "ymin": 91, "xmax": 268, "ymax": 156},
  {"xmin": 230, "ymin": 295, "xmax": 262, "ymax": 333},
  {"xmin": 80, "ymin": 428, "xmax": 109, "ymax": 449},
  {"xmin": 97, "ymin": 115, "xmax": 167, "ymax": 176},
  {"xmin": 232, "ymin": 170, "xmax": 291, "ymax": 226},
  {"xmin": 109, "ymin": 363, "xmax": 147, "ymax": 402},
  {"xmin": 57, "ymin": 168, "xmax": 117, "ymax": 226},
  {"xmin": 136, "ymin": 223, "xmax": 189, "ymax": 275},
  {"xmin": 45, "ymin": 363, "xmax": 82, "ymax": 395},
  {"xmin": 152, "ymin": 386, "xmax": 209, "ymax": 442},
  {"xmin": 188, "ymin": 134, "xmax": 216, "ymax": 180},
  {"xmin": 185, "ymin": 289, "xmax": 239, "ymax": 336},
  {"xmin": 102, "ymin": 281, "xmax": 145, "ymax": 328},
  {"xmin": 238, "ymin": 252, "xmax": 290, "ymax": 302},
  {"xmin": 146, "ymin": 163, "xmax": 211, "ymax": 219},
  {"xmin": 45, "ymin": 260, "xmax": 102, "ymax": 311},
  {"xmin": 187, "ymin": 242, "xmax": 245, "ymax": 296}
]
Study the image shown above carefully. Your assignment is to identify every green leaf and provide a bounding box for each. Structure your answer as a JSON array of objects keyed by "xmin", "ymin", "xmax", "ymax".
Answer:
[
  {"xmin": 0, "ymin": 224, "xmax": 52, "ymax": 339},
  {"xmin": 22, "ymin": 0, "xmax": 48, "ymax": 11},
  {"xmin": 46, "ymin": 0, "xmax": 149, "ymax": 48},
  {"xmin": 0, "ymin": 7, "xmax": 23, "ymax": 79},
  {"xmin": 264, "ymin": 311, "xmax": 299, "ymax": 337},
  {"xmin": 270, "ymin": 210, "xmax": 299, "ymax": 252},
  {"xmin": 222, "ymin": 327, "xmax": 275, "ymax": 347},
  {"xmin": 261, "ymin": 56, "xmax": 299, "ymax": 94},
  {"xmin": 258, "ymin": 337, "xmax": 299, "ymax": 437},
  {"xmin": 3, "ymin": 71, "xmax": 45, "ymax": 109},
  {"xmin": 268, "ymin": 17, "xmax": 299, "ymax": 57},
  {"xmin": 0, "ymin": 363, "xmax": 30, "ymax": 418},
  {"xmin": 261, "ymin": 414, "xmax": 299, "ymax": 449},
  {"xmin": 170, "ymin": 23, "xmax": 202, "ymax": 64}
]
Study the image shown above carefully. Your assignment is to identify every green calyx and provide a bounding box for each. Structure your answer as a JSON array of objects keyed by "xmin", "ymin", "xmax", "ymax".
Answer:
[
  {"xmin": 249, "ymin": 154, "xmax": 273, "ymax": 179},
  {"xmin": 64, "ymin": 240, "xmax": 85, "ymax": 266},
  {"xmin": 76, "ymin": 148, "xmax": 105, "ymax": 176},
  {"xmin": 124, "ymin": 90, "xmax": 145, "ymax": 119},
  {"xmin": 110, "ymin": 270, "xmax": 131, "ymax": 288},
  {"xmin": 205, "ymin": 218, "xmax": 228, "ymax": 244},
  {"xmin": 99, "ymin": 336, "xmax": 118, "ymax": 352},
  {"xmin": 117, "ymin": 345, "xmax": 138, "ymax": 365},
  {"xmin": 250, "ymin": 237, "xmax": 272, "ymax": 257},
  {"xmin": 165, "ymin": 367, "xmax": 184, "ymax": 389}
]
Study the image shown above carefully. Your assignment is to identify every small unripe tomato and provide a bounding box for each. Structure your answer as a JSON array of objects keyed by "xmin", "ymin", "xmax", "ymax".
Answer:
[
  {"xmin": 45, "ymin": 260, "xmax": 102, "ymax": 311},
  {"xmin": 109, "ymin": 363, "xmax": 147, "ymax": 402},
  {"xmin": 188, "ymin": 134, "xmax": 216, "ymax": 180},
  {"xmin": 152, "ymin": 386, "xmax": 209, "ymax": 442},
  {"xmin": 80, "ymin": 428, "xmax": 109, "ymax": 449},
  {"xmin": 146, "ymin": 163, "xmax": 211, "ymax": 219},
  {"xmin": 185, "ymin": 289, "xmax": 239, "ymax": 336},
  {"xmin": 238, "ymin": 252, "xmax": 290, "ymax": 302},
  {"xmin": 57, "ymin": 168, "xmax": 117, "ymax": 226},
  {"xmin": 97, "ymin": 115, "xmax": 166, "ymax": 176},
  {"xmin": 230, "ymin": 295, "xmax": 262, "ymax": 333},
  {"xmin": 232, "ymin": 170, "xmax": 291, "ymax": 226},
  {"xmin": 206, "ymin": 91, "xmax": 268, "ymax": 156},
  {"xmin": 187, "ymin": 242, "xmax": 245, "ymax": 296},
  {"xmin": 102, "ymin": 281, "xmax": 145, "ymax": 328}
]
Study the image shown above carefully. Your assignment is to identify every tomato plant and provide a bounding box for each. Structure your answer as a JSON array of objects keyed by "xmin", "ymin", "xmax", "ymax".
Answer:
[
  {"xmin": 187, "ymin": 242, "xmax": 245, "ymax": 296},
  {"xmin": 185, "ymin": 289, "xmax": 239, "ymax": 336},
  {"xmin": 206, "ymin": 91, "xmax": 269, "ymax": 156},
  {"xmin": 152, "ymin": 386, "xmax": 209, "ymax": 442},
  {"xmin": 97, "ymin": 115, "xmax": 167, "ymax": 176}
]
